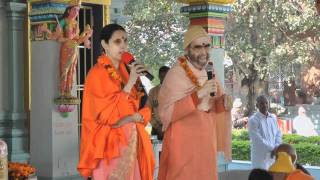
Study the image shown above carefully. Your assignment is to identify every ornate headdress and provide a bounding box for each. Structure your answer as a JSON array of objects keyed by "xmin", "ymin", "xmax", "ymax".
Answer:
[{"xmin": 69, "ymin": 0, "xmax": 81, "ymax": 6}]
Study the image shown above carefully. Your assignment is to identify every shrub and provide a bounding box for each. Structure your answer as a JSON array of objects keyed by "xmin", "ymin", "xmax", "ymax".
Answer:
[
  {"xmin": 232, "ymin": 130, "xmax": 320, "ymax": 166},
  {"xmin": 282, "ymin": 134, "xmax": 307, "ymax": 144},
  {"xmin": 232, "ymin": 140, "xmax": 250, "ymax": 161},
  {"xmin": 302, "ymin": 136, "xmax": 320, "ymax": 145},
  {"xmin": 293, "ymin": 143, "xmax": 320, "ymax": 166},
  {"xmin": 232, "ymin": 129, "xmax": 250, "ymax": 141}
]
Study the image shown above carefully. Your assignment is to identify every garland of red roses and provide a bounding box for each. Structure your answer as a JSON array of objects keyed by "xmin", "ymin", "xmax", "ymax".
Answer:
[{"xmin": 179, "ymin": 57, "xmax": 201, "ymax": 89}]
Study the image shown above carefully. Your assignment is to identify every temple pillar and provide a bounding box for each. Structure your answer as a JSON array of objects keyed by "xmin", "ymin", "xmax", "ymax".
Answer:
[
  {"xmin": 1, "ymin": 0, "xmax": 29, "ymax": 162},
  {"xmin": 178, "ymin": 0, "xmax": 234, "ymax": 86}
]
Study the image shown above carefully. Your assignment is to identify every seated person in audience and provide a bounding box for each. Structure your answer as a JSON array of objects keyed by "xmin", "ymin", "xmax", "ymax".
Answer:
[
  {"xmin": 248, "ymin": 168, "xmax": 273, "ymax": 180},
  {"xmin": 269, "ymin": 143, "xmax": 314, "ymax": 180},
  {"xmin": 272, "ymin": 143, "xmax": 310, "ymax": 175}
]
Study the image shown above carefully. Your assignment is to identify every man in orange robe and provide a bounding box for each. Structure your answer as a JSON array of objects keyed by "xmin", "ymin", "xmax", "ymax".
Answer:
[
  {"xmin": 77, "ymin": 54, "xmax": 154, "ymax": 179},
  {"xmin": 158, "ymin": 26, "xmax": 232, "ymax": 180}
]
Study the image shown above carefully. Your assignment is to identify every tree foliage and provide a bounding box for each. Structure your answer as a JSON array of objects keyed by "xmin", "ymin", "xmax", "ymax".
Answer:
[
  {"xmin": 123, "ymin": 0, "xmax": 188, "ymax": 84},
  {"xmin": 225, "ymin": 0, "xmax": 320, "ymax": 113}
]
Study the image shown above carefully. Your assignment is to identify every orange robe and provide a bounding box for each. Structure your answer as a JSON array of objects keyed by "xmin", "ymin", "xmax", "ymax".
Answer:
[
  {"xmin": 158, "ymin": 58, "xmax": 231, "ymax": 180},
  {"xmin": 286, "ymin": 170, "xmax": 315, "ymax": 180},
  {"xmin": 77, "ymin": 55, "xmax": 155, "ymax": 179}
]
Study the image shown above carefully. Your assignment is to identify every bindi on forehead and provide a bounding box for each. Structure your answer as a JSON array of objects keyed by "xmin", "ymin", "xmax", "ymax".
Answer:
[
  {"xmin": 119, "ymin": 36, "xmax": 127, "ymax": 41},
  {"xmin": 113, "ymin": 36, "xmax": 127, "ymax": 44},
  {"xmin": 194, "ymin": 42, "xmax": 210, "ymax": 46}
]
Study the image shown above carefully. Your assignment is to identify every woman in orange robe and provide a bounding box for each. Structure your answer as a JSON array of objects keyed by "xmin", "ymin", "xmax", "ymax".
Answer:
[{"xmin": 77, "ymin": 24, "xmax": 154, "ymax": 180}]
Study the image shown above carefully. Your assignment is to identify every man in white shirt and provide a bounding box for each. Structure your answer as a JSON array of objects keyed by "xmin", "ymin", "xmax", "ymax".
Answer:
[
  {"xmin": 293, "ymin": 106, "xmax": 318, "ymax": 137},
  {"xmin": 248, "ymin": 95, "xmax": 282, "ymax": 170}
]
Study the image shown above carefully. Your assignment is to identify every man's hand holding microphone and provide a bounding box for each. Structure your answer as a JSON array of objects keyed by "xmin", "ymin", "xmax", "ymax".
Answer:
[{"xmin": 197, "ymin": 62, "xmax": 217, "ymax": 112}]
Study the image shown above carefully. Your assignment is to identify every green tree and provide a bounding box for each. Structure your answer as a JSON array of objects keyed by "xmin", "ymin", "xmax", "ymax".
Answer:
[
  {"xmin": 123, "ymin": 0, "xmax": 188, "ymax": 84},
  {"xmin": 225, "ymin": 0, "xmax": 320, "ymax": 114}
]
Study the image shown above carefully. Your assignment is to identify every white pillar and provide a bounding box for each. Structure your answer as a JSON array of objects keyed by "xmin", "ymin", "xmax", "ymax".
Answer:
[
  {"xmin": 30, "ymin": 41, "xmax": 80, "ymax": 179},
  {"xmin": 211, "ymin": 48, "xmax": 225, "ymax": 87}
]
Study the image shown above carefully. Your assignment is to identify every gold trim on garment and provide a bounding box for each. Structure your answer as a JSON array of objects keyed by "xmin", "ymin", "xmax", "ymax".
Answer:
[{"xmin": 109, "ymin": 127, "xmax": 138, "ymax": 180}]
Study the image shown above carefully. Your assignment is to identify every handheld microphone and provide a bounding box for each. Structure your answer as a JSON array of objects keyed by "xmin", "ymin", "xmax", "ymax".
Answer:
[
  {"xmin": 122, "ymin": 52, "xmax": 154, "ymax": 81},
  {"xmin": 205, "ymin": 62, "xmax": 215, "ymax": 96}
]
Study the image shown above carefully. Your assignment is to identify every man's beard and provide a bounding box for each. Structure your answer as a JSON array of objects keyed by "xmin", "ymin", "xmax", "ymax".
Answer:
[{"xmin": 187, "ymin": 51, "xmax": 210, "ymax": 70}]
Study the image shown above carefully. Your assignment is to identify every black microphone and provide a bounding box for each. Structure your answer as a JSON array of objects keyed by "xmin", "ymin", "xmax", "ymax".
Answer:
[
  {"xmin": 205, "ymin": 62, "xmax": 215, "ymax": 96},
  {"xmin": 122, "ymin": 52, "xmax": 154, "ymax": 81}
]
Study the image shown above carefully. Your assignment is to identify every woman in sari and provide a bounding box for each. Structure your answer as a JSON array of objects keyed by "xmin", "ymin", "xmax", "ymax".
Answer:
[{"xmin": 77, "ymin": 24, "xmax": 154, "ymax": 180}]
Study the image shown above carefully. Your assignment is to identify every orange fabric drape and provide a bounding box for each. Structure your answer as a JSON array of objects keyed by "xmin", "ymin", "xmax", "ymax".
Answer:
[
  {"xmin": 77, "ymin": 55, "xmax": 154, "ymax": 179},
  {"xmin": 286, "ymin": 170, "xmax": 315, "ymax": 180}
]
